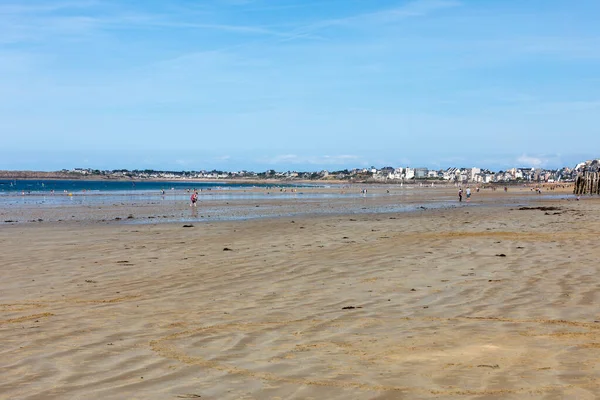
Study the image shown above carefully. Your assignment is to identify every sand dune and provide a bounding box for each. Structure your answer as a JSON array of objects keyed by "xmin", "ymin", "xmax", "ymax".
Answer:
[{"xmin": 2, "ymin": 190, "xmax": 600, "ymax": 399}]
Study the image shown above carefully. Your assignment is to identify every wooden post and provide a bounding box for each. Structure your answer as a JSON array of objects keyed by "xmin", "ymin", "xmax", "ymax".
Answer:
[{"xmin": 574, "ymin": 169, "xmax": 600, "ymax": 195}]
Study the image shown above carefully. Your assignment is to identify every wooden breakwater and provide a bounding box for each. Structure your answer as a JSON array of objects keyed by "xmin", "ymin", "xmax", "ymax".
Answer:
[{"xmin": 574, "ymin": 171, "xmax": 600, "ymax": 195}]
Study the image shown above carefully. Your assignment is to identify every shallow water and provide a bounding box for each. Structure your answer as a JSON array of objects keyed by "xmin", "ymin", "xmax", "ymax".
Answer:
[
  {"xmin": 0, "ymin": 182, "xmax": 576, "ymax": 225},
  {"xmin": 0, "ymin": 184, "xmax": 425, "ymax": 208},
  {"xmin": 0, "ymin": 179, "xmax": 305, "ymax": 194}
]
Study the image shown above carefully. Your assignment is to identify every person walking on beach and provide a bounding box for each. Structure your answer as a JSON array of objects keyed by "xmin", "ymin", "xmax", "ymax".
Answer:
[
  {"xmin": 190, "ymin": 190, "xmax": 198, "ymax": 207},
  {"xmin": 466, "ymin": 187, "xmax": 471, "ymax": 202},
  {"xmin": 458, "ymin": 188, "xmax": 463, "ymax": 202}
]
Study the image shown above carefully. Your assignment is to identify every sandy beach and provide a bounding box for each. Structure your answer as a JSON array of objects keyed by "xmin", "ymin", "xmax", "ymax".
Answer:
[{"xmin": 2, "ymin": 186, "xmax": 599, "ymax": 399}]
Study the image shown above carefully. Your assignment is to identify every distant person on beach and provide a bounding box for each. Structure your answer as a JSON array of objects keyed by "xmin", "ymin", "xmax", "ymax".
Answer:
[
  {"xmin": 466, "ymin": 187, "xmax": 471, "ymax": 202},
  {"xmin": 190, "ymin": 191, "xmax": 198, "ymax": 207},
  {"xmin": 458, "ymin": 188, "xmax": 463, "ymax": 202}
]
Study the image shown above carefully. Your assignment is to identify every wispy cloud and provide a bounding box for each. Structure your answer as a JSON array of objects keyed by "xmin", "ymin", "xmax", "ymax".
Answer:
[
  {"xmin": 175, "ymin": 159, "xmax": 194, "ymax": 166},
  {"xmin": 276, "ymin": 0, "xmax": 462, "ymax": 43},
  {"xmin": 0, "ymin": 0, "xmax": 463, "ymax": 48},
  {"xmin": 517, "ymin": 155, "xmax": 545, "ymax": 168},
  {"xmin": 262, "ymin": 154, "xmax": 366, "ymax": 167},
  {"xmin": 0, "ymin": 0, "xmax": 291, "ymax": 44},
  {"xmin": 327, "ymin": 0, "xmax": 461, "ymax": 26},
  {"xmin": 363, "ymin": 0, "xmax": 462, "ymax": 21},
  {"xmin": 515, "ymin": 154, "xmax": 566, "ymax": 168},
  {"xmin": 218, "ymin": 0, "xmax": 256, "ymax": 5},
  {"xmin": 0, "ymin": 1, "xmax": 98, "ymax": 14}
]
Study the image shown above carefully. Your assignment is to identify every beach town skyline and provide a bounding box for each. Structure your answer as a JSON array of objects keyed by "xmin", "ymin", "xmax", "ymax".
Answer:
[
  {"xmin": 1, "ymin": 153, "xmax": 596, "ymax": 175},
  {"xmin": 2, "ymin": 158, "xmax": 598, "ymax": 184}
]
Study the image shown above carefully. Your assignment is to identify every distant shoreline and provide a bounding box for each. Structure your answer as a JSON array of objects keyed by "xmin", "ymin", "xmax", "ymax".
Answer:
[
  {"xmin": 0, "ymin": 171, "xmax": 574, "ymax": 187},
  {"xmin": 0, "ymin": 175, "xmax": 339, "ymax": 185}
]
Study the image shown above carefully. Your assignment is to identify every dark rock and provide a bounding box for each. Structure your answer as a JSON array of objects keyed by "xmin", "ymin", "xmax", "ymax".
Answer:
[{"xmin": 518, "ymin": 206, "xmax": 560, "ymax": 211}]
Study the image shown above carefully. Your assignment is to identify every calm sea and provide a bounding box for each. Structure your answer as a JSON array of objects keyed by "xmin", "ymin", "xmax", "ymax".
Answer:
[
  {"xmin": 0, "ymin": 179, "xmax": 331, "ymax": 208},
  {"xmin": 0, "ymin": 179, "xmax": 301, "ymax": 194}
]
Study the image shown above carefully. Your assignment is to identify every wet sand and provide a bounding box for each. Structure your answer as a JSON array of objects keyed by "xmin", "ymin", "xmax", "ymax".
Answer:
[
  {"xmin": 0, "ymin": 184, "xmax": 574, "ymax": 225},
  {"xmin": 2, "ymin": 187, "xmax": 599, "ymax": 399}
]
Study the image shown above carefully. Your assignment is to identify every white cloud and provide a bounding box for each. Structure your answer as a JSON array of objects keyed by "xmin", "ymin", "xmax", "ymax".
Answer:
[
  {"xmin": 262, "ymin": 154, "xmax": 365, "ymax": 166},
  {"xmin": 175, "ymin": 159, "xmax": 193, "ymax": 166},
  {"xmin": 0, "ymin": 1, "xmax": 98, "ymax": 15},
  {"xmin": 370, "ymin": 0, "xmax": 462, "ymax": 20},
  {"xmin": 516, "ymin": 155, "xmax": 546, "ymax": 168},
  {"xmin": 0, "ymin": 0, "xmax": 288, "ymax": 45},
  {"xmin": 219, "ymin": 0, "xmax": 256, "ymax": 5},
  {"xmin": 274, "ymin": 0, "xmax": 462, "ymax": 43}
]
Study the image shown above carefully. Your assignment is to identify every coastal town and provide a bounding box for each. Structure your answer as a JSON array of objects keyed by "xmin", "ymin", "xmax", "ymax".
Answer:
[
  {"xmin": 43, "ymin": 161, "xmax": 596, "ymax": 183},
  {"xmin": 2, "ymin": 160, "xmax": 599, "ymax": 184}
]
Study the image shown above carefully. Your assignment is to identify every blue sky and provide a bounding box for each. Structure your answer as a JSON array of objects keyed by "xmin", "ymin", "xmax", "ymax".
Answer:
[{"xmin": 1, "ymin": 0, "xmax": 599, "ymax": 171}]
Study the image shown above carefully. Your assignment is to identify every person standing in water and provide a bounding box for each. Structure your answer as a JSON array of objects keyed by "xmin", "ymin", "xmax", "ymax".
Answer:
[
  {"xmin": 190, "ymin": 190, "xmax": 198, "ymax": 207},
  {"xmin": 466, "ymin": 187, "xmax": 471, "ymax": 202},
  {"xmin": 458, "ymin": 188, "xmax": 463, "ymax": 202}
]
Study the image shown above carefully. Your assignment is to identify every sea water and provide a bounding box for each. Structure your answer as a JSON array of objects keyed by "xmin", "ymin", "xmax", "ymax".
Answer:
[{"xmin": 0, "ymin": 179, "xmax": 301, "ymax": 194}]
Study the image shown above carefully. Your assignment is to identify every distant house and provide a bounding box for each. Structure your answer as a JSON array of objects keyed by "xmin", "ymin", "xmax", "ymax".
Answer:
[
  {"xmin": 470, "ymin": 167, "xmax": 481, "ymax": 181},
  {"xmin": 414, "ymin": 168, "xmax": 429, "ymax": 179}
]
